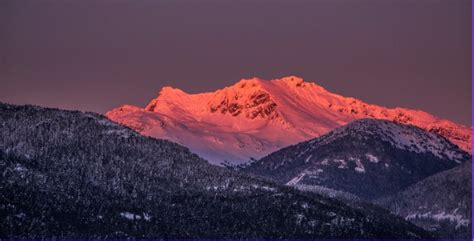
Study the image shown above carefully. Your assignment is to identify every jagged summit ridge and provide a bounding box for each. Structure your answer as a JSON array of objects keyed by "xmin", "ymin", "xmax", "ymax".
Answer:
[
  {"xmin": 106, "ymin": 76, "xmax": 471, "ymax": 164},
  {"xmin": 144, "ymin": 76, "xmax": 319, "ymax": 121},
  {"xmin": 312, "ymin": 119, "xmax": 467, "ymax": 163},
  {"xmin": 208, "ymin": 84, "xmax": 278, "ymax": 119}
]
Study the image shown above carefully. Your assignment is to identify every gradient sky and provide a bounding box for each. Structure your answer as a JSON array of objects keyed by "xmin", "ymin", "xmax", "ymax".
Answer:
[{"xmin": 1, "ymin": 0, "xmax": 471, "ymax": 125}]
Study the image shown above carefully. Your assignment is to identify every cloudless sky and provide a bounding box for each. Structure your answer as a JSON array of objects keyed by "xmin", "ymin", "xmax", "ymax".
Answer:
[{"xmin": 1, "ymin": 0, "xmax": 471, "ymax": 125}]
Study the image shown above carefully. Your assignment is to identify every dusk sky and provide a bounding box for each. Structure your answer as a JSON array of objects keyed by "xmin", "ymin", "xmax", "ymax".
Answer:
[{"xmin": 1, "ymin": 0, "xmax": 471, "ymax": 125}]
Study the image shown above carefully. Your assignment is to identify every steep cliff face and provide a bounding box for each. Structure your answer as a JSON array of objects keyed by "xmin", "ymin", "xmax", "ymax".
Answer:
[{"xmin": 106, "ymin": 76, "xmax": 471, "ymax": 165}]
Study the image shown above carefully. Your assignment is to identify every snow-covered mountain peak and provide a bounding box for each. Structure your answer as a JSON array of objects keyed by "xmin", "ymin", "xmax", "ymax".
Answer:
[
  {"xmin": 314, "ymin": 119, "xmax": 466, "ymax": 162},
  {"xmin": 106, "ymin": 76, "xmax": 471, "ymax": 164},
  {"xmin": 244, "ymin": 118, "xmax": 469, "ymax": 201}
]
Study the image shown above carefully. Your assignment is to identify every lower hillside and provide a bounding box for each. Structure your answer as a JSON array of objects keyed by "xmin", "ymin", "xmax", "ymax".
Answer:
[
  {"xmin": 0, "ymin": 103, "xmax": 431, "ymax": 239},
  {"xmin": 376, "ymin": 161, "xmax": 472, "ymax": 239}
]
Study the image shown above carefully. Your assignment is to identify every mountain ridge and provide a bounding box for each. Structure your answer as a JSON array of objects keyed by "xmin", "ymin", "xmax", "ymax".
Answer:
[
  {"xmin": 242, "ymin": 118, "xmax": 470, "ymax": 200},
  {"xmin": 106, "ymin": 76, "xmax": 471, "ymax": 165},
  {"xmin": 0, "ymin": 102, "xmax": 432, "ymax": 239},
  {"xmin": 240, "ymin": 118, "xmax": 471, "ymax": 238}
]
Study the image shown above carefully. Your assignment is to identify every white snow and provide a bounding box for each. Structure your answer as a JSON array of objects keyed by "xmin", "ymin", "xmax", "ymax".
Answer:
[
  {"xmin": 354, "ymin": 159, "xmax": 365, "ymax": 173},
  {"xmin": 321, "ymin": 159, "xmax": 329, "ymax": 165},
  {"xmin": 14, "ymin": 213, "xmax": 26, "ymax": 218},
  {"xmin": 120, "ymin": 212, "xmax": 152, "ymax": 221},
  {"xmin": 260, "ymin": 186, "xmax": 276, "ymax": 192},
  {"xmin": 14, "ymin": 164, "xmax": 27, "ymax": 172},
  {"xmin": 286, "ymin": 173, "xmax": 306, "ymax": 186},
  {"xmin": 406, "ymin": 211, "xmax": 470, "ymax": 229},
  {"xmin": 120, "ymin": 212, "xmax": 140, "ymax": 220},
  {"xmin": 143, "ymin": 213, "xmax": 152, "ymax": 221},
  {"xmin": 249, "ymin": 184, "xmax": 277, "ymax": 192},
  {"xmin": 365, "ymin": 153, "xmax": 379, "ymax": 163},
  {"xmin": 295, "ymin": 214, "xmax": 305, "ymax": 225},
  {"xmin": 205, "ymin": 184, "xmax": 230, "ymax": 191},
  {"xmin": 333, "ymin": 159, "xmax": 348, "ymax": 169}
]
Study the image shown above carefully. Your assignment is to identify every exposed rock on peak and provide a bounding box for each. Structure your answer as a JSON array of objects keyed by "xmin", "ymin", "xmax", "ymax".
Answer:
[
  {"xmin": 208, "ymin": 87, "xmax": 278, "ymax": 119},
  {"xmin": 278, "ymin": 76, "xmax": 308, "ymax": 87},
  {"xmin": 234, "ymin": 77, "xmax": 264, "ymax": 89}
]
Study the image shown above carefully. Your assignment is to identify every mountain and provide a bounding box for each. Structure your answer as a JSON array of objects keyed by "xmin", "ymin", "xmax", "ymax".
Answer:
[
  {"xmin": 376, "ymin": 161, "xmax": 472, "ymax": 239},
  {"xmin": 106, "ymin": 76, "xmax": 471, "ymax": 165},
  {"xmin": 243, "ymin": 119, "xmax": 470, "ymax": 200},
  {"xmin": 0, "ymin": 103, "xmax": 431, "ymax": 239}
]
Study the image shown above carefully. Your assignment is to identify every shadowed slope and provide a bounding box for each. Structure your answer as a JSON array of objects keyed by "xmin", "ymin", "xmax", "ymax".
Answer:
[{"xmin": 0, "ymin": 103, "xmax": 431, "ymax": 239}]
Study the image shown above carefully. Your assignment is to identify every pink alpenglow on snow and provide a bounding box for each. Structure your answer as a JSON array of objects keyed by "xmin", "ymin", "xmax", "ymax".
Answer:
[{"xmin": 106, "ymin": 76, "xmax": 472, "ymax": 165}]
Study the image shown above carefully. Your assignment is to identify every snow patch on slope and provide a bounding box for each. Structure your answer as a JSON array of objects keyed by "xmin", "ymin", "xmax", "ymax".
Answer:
[
  {"xmin": 365, "ymin": 154, "xmax": 379, "ymax": 163},
  {"xmin": 406, "ymin": 211, "xmax": 470, "ymax": 229},
  {"xmin": 286, "ymin": 173, "xmax": 306, "ymax": 186}
]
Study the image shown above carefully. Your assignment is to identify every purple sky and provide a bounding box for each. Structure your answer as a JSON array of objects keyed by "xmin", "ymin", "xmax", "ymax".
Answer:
[{"xmin": 1, "ymin": 0, "xmax": 471, "ymax": 125}]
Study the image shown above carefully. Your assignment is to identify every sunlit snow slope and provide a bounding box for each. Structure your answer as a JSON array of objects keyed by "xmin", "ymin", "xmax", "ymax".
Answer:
[{"xmin": 106, "ymin": 76, "xmax": 471, "ymax": 165}]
